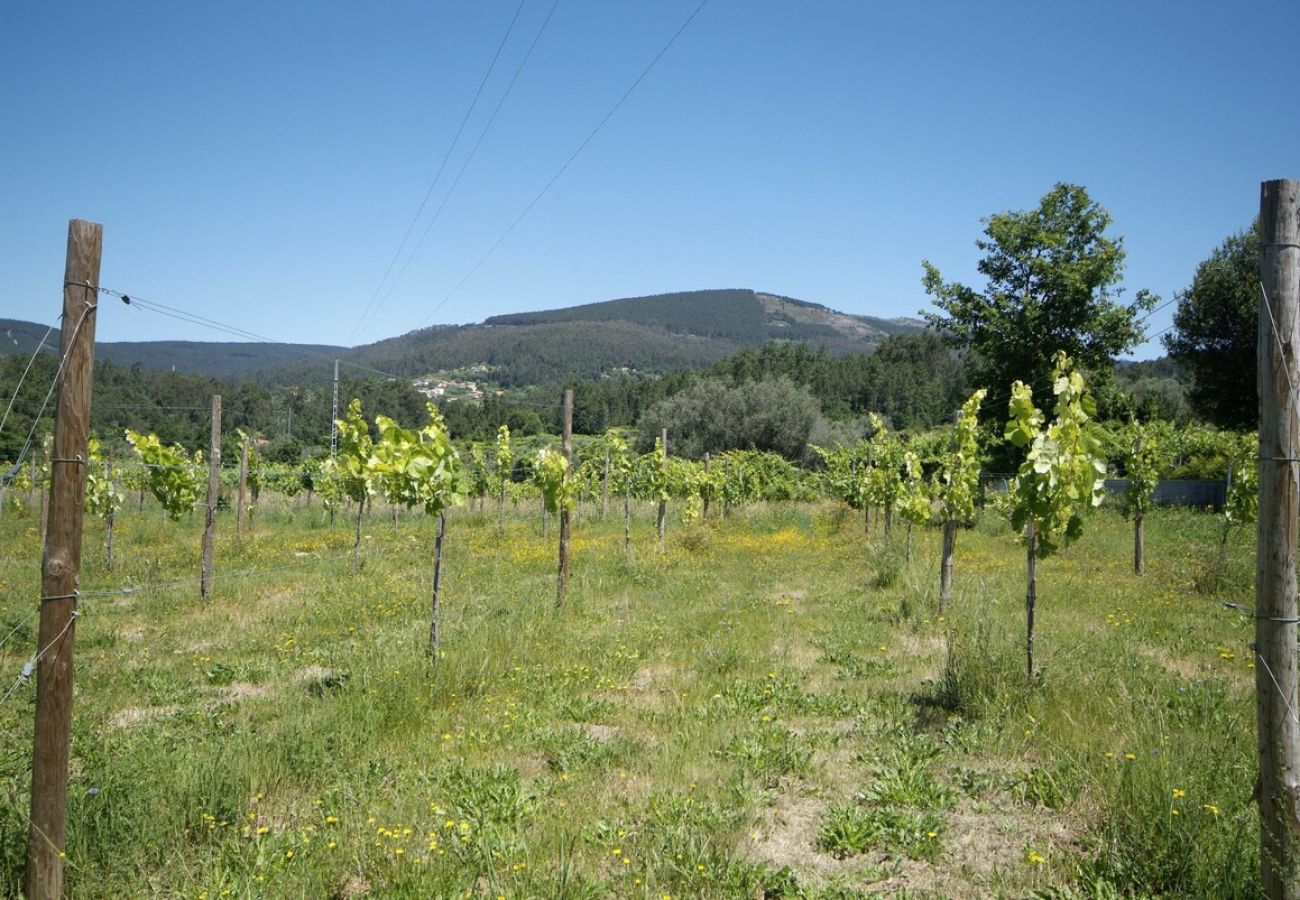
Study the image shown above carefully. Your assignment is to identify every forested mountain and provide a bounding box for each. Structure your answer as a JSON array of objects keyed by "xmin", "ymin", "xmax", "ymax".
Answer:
[
  {"xmin": 0, "ymin": 318, "xmax": 344, "ymax": 381},
  {"xmin": 1, "ymin": 288, "xmax": 945, "ymax": 463},
  {"xmin": 3, "ymin": 289, "xmax": 924, "ymax": 389},
  {"xmin": 273, "ymin": 289, "xmax": 925, "ymax": 388},
  {"xmin": 485, "ymin": 289, "xmax": 920, "ymax": 344}
]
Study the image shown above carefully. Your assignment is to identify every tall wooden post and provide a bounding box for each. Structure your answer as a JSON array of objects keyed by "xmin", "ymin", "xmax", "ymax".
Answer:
[
  {"xmin": 330, "ymin": 360, "xmax": 340, "ymax": 458},
  {"xmin": 939, "ymin": 408, "xmax": 960, "ymax": 608},
  {"xmin": 657, "ymin": 428, "xmax": 668, "ymax": 549},
  {"xmin": 26, "ymin": 218, "xmax": 101, "ymax": 900},
  {"xmin": 428, "ymin": 510, "xmax": 445, "ymax": 659},
  {"xmin": 557, "ymin": 389, "xmax": 573, "ymax": 603},
  {"xmin": 1025, "ymin": 522, "xmax": 1037, "ymax": 680},
  {"xmin": 601, "ymin": 447, "xmax": 610, "ymax": 519},
  {"xmin": 1257, "ymin": 178, "xmax": 1300, "ymax": 900},
  {"xmin": 237, "ymin": 436, "xmax": 248, "ymax": 535},
  {"xmin": 702, "ymin": 452, "xmax": 711, "ymax": 519},
  {"xmin": 200, "ymin": 395, "xmax": 221, "ymax": 600},
  {"xmin": 104, "ymin": 456, "xmax": 115, "ymax": 571}
]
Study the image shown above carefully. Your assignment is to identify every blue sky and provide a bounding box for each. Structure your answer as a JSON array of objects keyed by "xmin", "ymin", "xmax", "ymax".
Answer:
[{"xmin": 2, "ymin": 1, "xmax": 1295, "ymax": 358}]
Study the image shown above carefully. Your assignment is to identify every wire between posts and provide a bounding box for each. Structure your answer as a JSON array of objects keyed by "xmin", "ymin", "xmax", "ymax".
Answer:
[
  {"xmin": 1255, "ymin": 648, "xmax": 1300, "ymax": 727},
  {"xmin": 0, "ymin": 322, "xmax": 56, "ymax": 442},
  {"xmin": 0, "ymin": 609, "xmax": 79, "ymax": 708},
  {"xmin": 4, "ymin": 302, "xmax": 95, "ymax": 485}
]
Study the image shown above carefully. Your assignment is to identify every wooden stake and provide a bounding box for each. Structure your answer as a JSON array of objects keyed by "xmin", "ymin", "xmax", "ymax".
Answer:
[
  {"xmin": 104, "ymin": 457, "xmax": 115, "ymax": 570},
  {"xmin": 237, "ymin": 436, "xmax": 248, "ymax": 535},
  {"xmin": 939, "ymin": 408, "xmax": 960, "ymax": 608},
  {"xmin": 939, "ymin": 519, "xmax": 956, "ymax": 607},
  {"xmin": 601, "ymin": 447, "xmax": 610, "ymax": 519},
  {"xmin": 1025, "ymin": 521, "xmax": 1037, "ymax": 680},
  {"xmin": 657, "ymin": 428, "xmax": 668, "ymax": 549},
  {"xmin": 1256, "ymin": 178, "xmax": 1300, "ymax": 900},
  {"xmin": 26, "ymin": 218, "xmax": 100, "ymax": 900},
  {"xmin": 352, "ymin": 499, "xmax": 364, "ymax": 571},
  {"xmin": 557, "ymin": 389, "xmax": 573, "ymax": 603},
  {"xmin": 200, "ymin": 394, "xmax": 221, "ymax": 600},
  {"xmin": 702, "ymin": 452, "xmax": 711, "ymax": 519},
  {"xmin": 429, "ymin": 510, "xmax": 445, "ymax": 659},
  {"xmin": 1134, "ymin": 510, "xmax": 1145, "ymax": 576}
]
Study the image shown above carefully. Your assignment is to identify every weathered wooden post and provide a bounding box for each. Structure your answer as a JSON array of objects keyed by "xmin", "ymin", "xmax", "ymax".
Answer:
[
  {"xmin": 237, "ymin": 436, "xmax": 248, "ymax": 535},
  {"xmin": 200, "ymin": 395, "xmax": 221, "ymax": 599},
  {"xmin": 1256, "ymin": 178, "xmax": 1300, "ymax": 900},
  {"xmin": 557, "ymin": 389, "xmax": 573, "ymax": 603},
  {"xmin": 657, "ymin": 428, "xmax": 668, "ymax": 549},
  {"xmin": 26, "ymin": 219, "xmax": 100, "ymax": 900}
]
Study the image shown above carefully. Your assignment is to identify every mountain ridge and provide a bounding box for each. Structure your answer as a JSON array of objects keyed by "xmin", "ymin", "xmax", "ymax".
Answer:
[{"xmin": 3, "ymin": 288, "xmax": 924, "ymax": 386}]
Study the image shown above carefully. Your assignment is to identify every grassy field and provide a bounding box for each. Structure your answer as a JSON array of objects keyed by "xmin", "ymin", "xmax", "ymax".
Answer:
[{"xmin": 0, "ymin": 494, "xmax": 1261, "ymax": 898}]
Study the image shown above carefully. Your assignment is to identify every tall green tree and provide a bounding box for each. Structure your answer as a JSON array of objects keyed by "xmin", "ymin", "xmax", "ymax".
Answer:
[
  {"xmin": 922, "ymin": 183, "xmax": 1154, "ymax": 409},
  {"xmin": 1163, "ymin": 223, "xmax": 1259, "ymax": 429}
]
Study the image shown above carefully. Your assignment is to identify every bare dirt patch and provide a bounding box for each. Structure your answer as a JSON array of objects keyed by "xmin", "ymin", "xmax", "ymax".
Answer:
[
  {"xmin": 1136, "ymin": 644, "xmax": 1208, "ymax": 680},
  {"xmin": 217, "ymin": 682, "xmax": 273, "ymax": 703},
  {"xmin": 868, "ymin": 794, "xmax": 1083, "ymax": 897},
  {"xmin": 580, "ymin": 723, "xmax": 620, "ymax": 743},
  {"xmin": 746, "ymin": 793, "xmax": 829, "ymax": 873},
  {"xmin": 109, "ymin": 705, "xmax": 180, "ymax": 729},
  {"xmin": 627, "ymin": 662, "xmax": 675, "ymax": 710}
]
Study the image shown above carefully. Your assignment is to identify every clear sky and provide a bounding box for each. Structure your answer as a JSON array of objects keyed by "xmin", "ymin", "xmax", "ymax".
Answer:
[{"xmin": 3, "ymin": 1, "xmax": 1296, "ymax": 358}]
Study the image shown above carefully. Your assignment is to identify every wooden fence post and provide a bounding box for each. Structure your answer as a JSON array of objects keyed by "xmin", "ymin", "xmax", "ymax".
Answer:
[
  {"xmin": 702, "ymin": 451, "xmax": 711, "ymax": 519},
  {"xmin": 26, "ymin": 218, "xmax": 101, "ymax": 900},
  {"xmin": 1257, "ymin": 177, "xmax": 1300, "ymax": 900},
  {"xmin": 557, "ymin": 389, "xmax": 573, "ymax": 603},
  {"xmin": 657, "ymin": 428, "xmax": 668, "ymax": 549},
  {"xmin": 200, "ymin": 395, "xmax": 221, "ymax": 599},
  {"xmin": 601, "ymin": 446, "xmax": 610, "ymax": 519},
  {"xmin": 237, "ymin": 436, "xmax": 248, "ymax": 535}
]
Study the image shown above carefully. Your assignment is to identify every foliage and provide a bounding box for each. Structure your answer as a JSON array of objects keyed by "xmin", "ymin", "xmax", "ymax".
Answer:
[
  {"xmin": 602, "ymin": 429, "xmax": 632, "ymax": 494},
  {"xmin": 532, "ymin": 447, "xmax": 575, "ymax": 514},
  {"xmin": 320, "ymin": 399, "xmax": 374, "ymax": 511},
  {"xmin": 864, "ymin": 414, "xmax": 906, "ymax": 514},
  {"xmin": 1222, "ymin": 432, "xmax": 1257, "ymax": 527},
  {"xmin": 1164, "ymin": 223, "xmax": 1260, "ymax": 429},
  {"xmin": 635, "ymin": 376, "xmax": 824, "ymax": 461},
  {"xmin": 811, "ymin": 442, "xmax": 870, "ymax": 511},
  {"xmin": 369, "ymin": 404, "xmax": 465, "ymax": 517},
  {"xmin": 1004, "ymin": 352, "xmax": 1106, "ymax": 557},
  {"xmin": 83, "ymin": 438, "xmax": 123, "ymax": 523},
  {"xmin": 923, "ymin": 183, "xmax": 1155, "ymax": 414},
  {"xmin": 468, "ymin": 444, "xmax": 492, "ymax": 499},
  {"xmin": 895, "ymin": 451, "xmax": 932, "ymax": 528},
  {"xmin": 124, "ymin": 430, "xmax": 203, "ymax": 521},
  {"xmin": 494, "ymin": 425, "xmax": 514, "ymax": 495},
  {"xmin": 936, "ymin": 389, "xmax": 987, "ymax": 525},
  {"xmin": 1120, "ymin": 422, "xmax": 1163, "ymax": 521}
]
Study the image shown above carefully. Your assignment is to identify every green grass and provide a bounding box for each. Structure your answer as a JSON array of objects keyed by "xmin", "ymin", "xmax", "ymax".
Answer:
[{"xmin": 0, "ymin": 495, "xmax": 1262, "ymax": 897}]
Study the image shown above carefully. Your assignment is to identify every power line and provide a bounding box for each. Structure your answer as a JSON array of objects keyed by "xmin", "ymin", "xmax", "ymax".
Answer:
[
  {"xmin": 345, "ymin": 0, "xmax": 530, "ymax": 346},
  {"xmin": 355, "ymin": 0, "xmax": 562, "ymax": 342},
  {"xmin": 415, "ymin": 0, "xmax": 711, "ymax": 330}
]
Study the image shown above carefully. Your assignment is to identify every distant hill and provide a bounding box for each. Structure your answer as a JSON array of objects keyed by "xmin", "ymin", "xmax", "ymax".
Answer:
[
  {"xmin": 333, "ymin": 289, "xmax": 923, "ymax": 387},
  {"xmin": 0, "ymin": 318, "xmax": 346, "ymax": 381},
  {"xmin": 485, "ymin": 289, "xmax": 921, "ymax": 346},
  {"xmin": 2, "ymin": 289, "xmax": 924, "ymax": 387}
]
